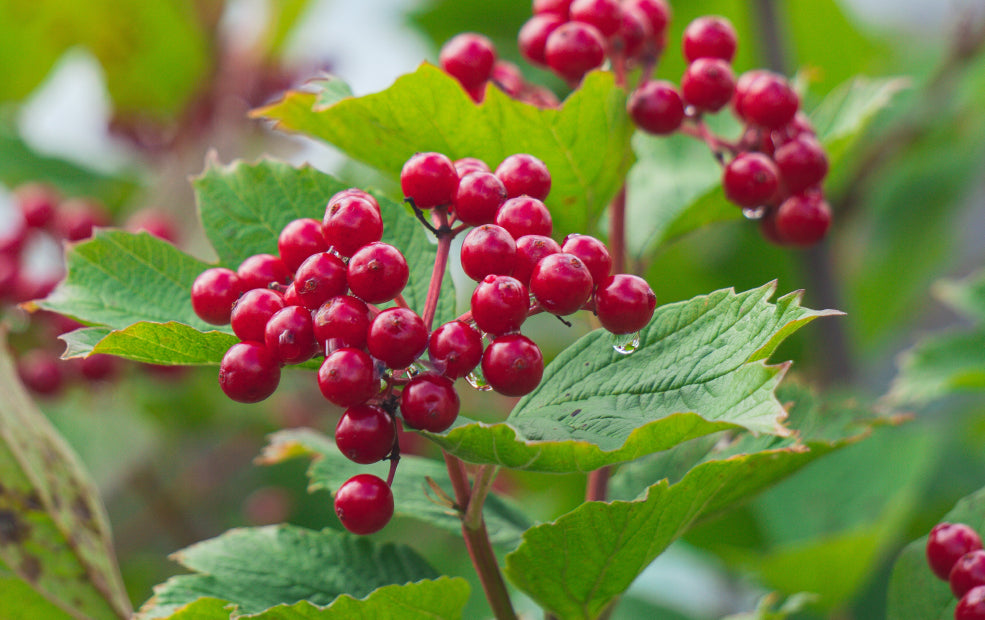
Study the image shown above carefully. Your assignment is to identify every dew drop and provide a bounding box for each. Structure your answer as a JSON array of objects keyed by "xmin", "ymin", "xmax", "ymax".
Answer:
[
  {"xmin": 612, "ymin": 332, "xmax": 641, "ymax": 355},
  {"xmin": 742, "ymin": 206, "xmax": 766, "ymax": 220},
  {"xmin": 466, "ymin": 369, "xmax": 493, "ymax": 391}
]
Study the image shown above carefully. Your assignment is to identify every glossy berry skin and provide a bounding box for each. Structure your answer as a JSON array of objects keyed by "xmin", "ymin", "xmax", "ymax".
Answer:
[
  {"xmin": 460, "ymin": 224, "xmax": 517, "ymax": 281},
  {"xmin": 627, "ymin": 80, "xmax": 684, "ymax": 135},
  {"xmin": 731, "ymin": 69, "xmax": 771, "ymax": 120},
  {"xmin": 313, "ymin": 295, "xmax": 372, "ymax": 351},
  {"xmin": 495, "ymin": 154, "xmax": 552, "ymax": 201},
  {"xmin": 774, "ymin": 194, "xmax": 831, "ymax": 247},
  {"xmin": 544, "ymin": 21, "xmax": 607, "ymax": 83},
  {"xmin": 561, "ymin": 234, "xmax": 612, "ymax": 286},
  {"xmin": 471, "ymin": 275, "xmax": 529, "ymax": 335},
  {"xmin": 278, "ymin": 218, "xmax": 328, "ymax": 273},
  {"xmin": 615, "ymin": 7, "xmax": 651, "ymax": 58},
  {"xmin": 237, "ymin": 254, "xmax": 291, "ymax": 291},
  {"xmin": 334, "ymin": 474, "xmax": 393, "ymax": 535},
  {"xmin": 723, "ymin": 153, "xmax": 781, "ymax": 207},
  {"xmin": 482, "ymin": 334, "xmax": 544, "ymax": 397},
  {"xmin": 264, "ymin": 305, "xmax": 317, "ymax": 365},
  {"xmin": 533, "ymin": 0, "xmax": 572, "ymax": 17},
  {"xmin": 513, "ymin": 235, "xmax": 561, "ymax": 286},
  {"xmin": 569, "ymin": 0, "xmax": 623, "ymax": 38},
  {"xmin": 454, "ymin": 171, "xmax": 507, "ymax": 226},
  {"xmin": 428, "ymin": 321, "xmax": 483, "ymax": 379},
  {"xmin": 952, "ymin": 551, "xmax": 985, "ymax": 598},
  {"xmin": 230, "ymin": 288, "xmax": 286, "ymax": 342},
  {"xmin": 681, "ymin": 58, "xmax": 736, "ymax": 113},
  {"xmin": 335, "ymin": 405, "xmax": 395, "ymax": 464},
  {"xmin": 454, "ymin": 157, "xmax": 490, "ymax": 177},
  {"xmin": 957, "ymin": 586, "xmax": 985, "ymax": 620},
  {"xmin": 283, "ymin": 282, "xmax": 302, "ymax": 307},
  {"xmin": 400, "ymin": 374, "xmax": 460, "ymax": 432},
  {"xmin": 440, "ymin": 33, "xmax": 496, "ymax": 90},
  {"xmin": 191, "ymin": 268, "xmax": 244, "ymax": 325},
  {"xmin": 294, "ymin": 252, "xmax": 348, "ymax": 311},
  {"xmin": 322, "ymin": 193, "xmax": 384, "ymax": 257},
  {"xmin": 219, "ymin": 342, "xmax": 281, "ymax": 403},
  {"xmin": 928, "ymin": 523, "xmax": 984, "ymax": 581},
  {"xmin": 519, "ymin": 14, "xmax": 564, "ymax": 67},
  {"xmin": 625, "ymin": 0, "xmax": 671, "ymax": 39},
  {"xmin": 741, "ymin": 72, "xmax": 799, "ymax": 129},
  {"xmin": 347, "ymin": 242, "xmax": 409, "ymax": 304},
  {"xmin": 682, "ymin": 16, "xmax": 737, "ymax": 62},
  {"xmin": 318, "ymin": 348, "xmax": 379, "ymax": 407},
  {"xmin": 595, "ymin": 274, "xmax": 656, "ymax": 334},
  {"xmin": 367, "ymin": 307, "xmax": 428, "ymax": 369},
  {"xmin": 401, "ymin": 152, "xmax": 460, "ymax": 209},
  {"xmin": 529, "ymin": 253, "xmax": 593, "ymax": 316},
  {"xmin": 774, "ymin": 136, "xmax": 829, "ymax": 194},
  {"xmin": 496, "ymin": 196, "xmax": 553, "ymax": 239},
  {"xmin": 329, "ymin": 188, "xmax": 381, "ymax": 213}
]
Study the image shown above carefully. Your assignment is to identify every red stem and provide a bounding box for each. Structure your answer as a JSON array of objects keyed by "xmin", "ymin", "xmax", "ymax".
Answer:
[
  {"xmin": 678, "ymin": 119, "xmax": 740, "ymax": 163},
  {"xmin": 422, "ymin": 209, "xmax": 452, "ymax": 331}
]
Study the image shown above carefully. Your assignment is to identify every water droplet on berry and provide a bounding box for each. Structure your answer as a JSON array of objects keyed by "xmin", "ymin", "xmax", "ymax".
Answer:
[
  {"xmin": 742, "ymin": 206, "xmax": 766, "ymax": 220},
  {"xmin": 612, "ymin": 332, "xmax": 641, "ymax": 355},
  {"xmin": 466, "ymin": 369, "xmax": 493, "ymax": 391}
]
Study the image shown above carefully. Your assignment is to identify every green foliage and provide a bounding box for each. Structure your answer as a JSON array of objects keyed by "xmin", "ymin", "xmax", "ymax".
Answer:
[{"xmin": 723, "ymin": 593, "xmax": 819, "ymax": 620}]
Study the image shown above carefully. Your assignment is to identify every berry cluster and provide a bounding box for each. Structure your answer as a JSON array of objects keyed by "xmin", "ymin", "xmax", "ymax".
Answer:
[
  {"xmin": 626, "ymin": 15, "xmax": 832, "ymax": 246},
  {"xmin": 926, "ymin": 522, "xmax": 985, "ymax": 619}
]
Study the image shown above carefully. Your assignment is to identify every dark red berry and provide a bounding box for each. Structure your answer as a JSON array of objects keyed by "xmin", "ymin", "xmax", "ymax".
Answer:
[
  {"xmin": 482, "ymin": 334, "xmax": 544, "ymax": 397},
  {"xmin": 723, "ymin": 153, "xmax": 781, "ymax": 207},
  {"xmin": 569, "ymin": 0, "xmax": 623, "ymax": 38},
  {"xmin": 957, "ymin": 586, "xmax": 985, "ymax": 620},
  {"xmin": 731, "ymin": 69, "xmax": 771, "ymax": 121},
  {"xmin": 318, "ymin": 348, "xmax": 379, "ymax": 407},
  {"xmin": 191, "ymin": 267, "xmax": 244, "ymax": 325},
  {"xmin": 401, "ymin": 152, "xmax": 460, "ymax": 209},
  {"xmin": 329, "ymin": 188, "xmax": 380, "ymax": 213},
  {"xmin": 334, "ymin": 474, "xmax": 393, "ymax": 535},
  {"xmin": 237, "ymin": 254, "xmax": 291, "ymax": 291},
  {"xmin": 400, "ymin": 374, "xmax": 460, "ymax": 432},
  {"xmin": 0, "ymin": 255, "xmax": 19, "ymax": 300},
  {"xmin": 952, "ymin": 550, "xmax": 985, "ymax": 598},
  {"xmin": 544, "ymin": 21, "xmax": 606, "ymax": 82},
  {"xmin": 625, "ymin": 0, "xmax": 671, "ymax": 38},
  {"xmin": 231, "ymin": 288, "xmax": 286, "ymax": 342},
  {"xmin": 682, "ymin": 16, "xmax": 737, "ymax": 62},
  {"xmin": 126, "ymin": 208, "xmax": 179, "ymax": 243},
  {"xmin": 774, "ymin": 193, "xmax": 831, "ymax": 247},
  {"xmin": 322, "ymin": 193, "xmax": 383, "ymax": 257},
  {"xmin": 533, "ymin": 0, "xmax": 572, "ymax": 17},
  {"xmin": 16, "ymin": 184, "xmax": 58, "ymax": 228},
  {"xmin": 460, "ymin": 224, "xmax": 517, "ymax": 282},
  {"xmin": 219, "ymin": 342, "xmax": 281, "ymax": 403},
  {"xmin": 519, "ymin": 14, "xmax": 565, "ymax": 67},
  {"xmin": 774, "ymin": 136, "xmax": 829, "ymax": 194},
  {"xmin": 454, "ymin": 157, "xmax": 490, "ymax": 177},
  {"xmin": 681, "ymin": 58, "xmax": 736, "ymax": 112},
  {"xmin": 264, "ymin": 305, "xmax": 317, "ymax": 364},
  {"xmin": 741, "ymin": 71, "xmax": 799, "ymax": 129},
  {"xmin": 595, "ymin": 274, "xmax": 656, "ymax": 334},
  {"xmin": 367, "ymin": 307, "xmax": 428, "ymax": 369},
  {"xmin": 513, "ymin": 235, "xmax": 561, "ymax": 286},
  {"xmin": 928, "ymin": 523, "xmax": 984, "ymax": 581},
  {"xmin": 496, "ymin": 196, "xmax": 553, "ymax": 239},
  {"xmin": 78, "ymin": 353, "xmax": 118, "ymax": 382},
  {"xmin": 294, "ymin": 252, "xmax": 347, "ymax": 311},
  {"xmin": 471, "ymin": 275, "xmax": 530, "ymax": 335},
  {"xmin": 495, "ymin": 154, "xmax": 552, "ymax": 201},
  {"xmin": 55, "ymin": 198, "xmax": 110, "ymax": 241},
  {"xmin": 454, "ymin": 171, "xmax": 507, "ymax": 226},
  {"xmin": 17, "ymin": 350, "xmax": 64, "ymax": 397},
  {"xmin": 347, "ymin": 242, "xmax": 409, "ymax": 304},
  {"xmin": 278, "ymin": 218, "xmax": 328, "ymax": 273},
  {"xmin": 335, "ymin": 405, "xmax": 395, "ymax": 464},
  {"xmin": 428, "ymin": 321, "xmax": 483, "ymax": 379},
  {"xmin": 313, "ymin": 295, "xmax": 372, "ymax": 351},
  {"xmin": 529, "ymin": 253, "xmax": 593, "ymax": 316},
  {"xmin": 283, "ymin": 282, "xmax": 302, "ymax": 307},
  {"xmin": 627, "ymin": 80, "xmax": 685, "ymax": 135},
  {"xmin": 615, "ymin": 7, "xmax": 652, "ymax": 59},
  {"xmin": 440, "ymin": 33, "xmax": 497, "ymax": 90},
  {"xmin": 561, "ymin": 234, "xmax": 612, "ymax": 286}
]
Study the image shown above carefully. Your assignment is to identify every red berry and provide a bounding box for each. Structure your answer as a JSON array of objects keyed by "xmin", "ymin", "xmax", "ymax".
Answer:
[
  {"xmin": 681, "ymin": 58, "xmax": 735, "ymax": 112},
  {"xmin": 952, "ymin": 550, "xmax": 985, "ymax": 598},
  {"xmin": 17, "ymin": 350, "xmax": 64, "ymax": 397},
  {"xmin": 237, "ymin": 254, "xmax": 291, "ymax": 291},
  {"xmin": 496, "ymin": 196, "xmax": 553, "ymax": 239},
  {"xmin": 495, "ymin": 154, "xmax": 552, "ymax": 201},
  {"xmin": 615, "ymin": 7, "xmax": 652, "ymax": 59},
  {"xmin": 264, "ymin": 305, "xmax": 317, "ymax": 365},
  {"xmin": 460, "ymin": 225, "xmax": 517, "ymax": 282},
  {"xmin": 731, "ymin": 69, "xmax": 771, "ymax": 120},
  {"xmin": 682, "ymin": 16, "xmax": 737, "ymax": 62},
  {"xmin": 78, "ymin": 353, "xmax": 118, "ymax": 382},
  {"xmin": 529, "ymin": 253, "xmax": 593, "ymax": 316},
  {"xmin": 278, "ymin": 218, "xmax": 328, "ymax": 273},
  {"xmin": 191, "ymin": 267, "xmax": 244, "ymax": 325},
  {"xmin": 231, "ymin": 288, "xmax": 286, "ymax": 342},
  {"xmin": 322, "ymin": 193, "xmax": 383, "ymax": 257},
  {"xmin": 440, "ymin": 33, "xmax": 497, "ymax": 90},
  {"xmin": 561, "ymin": 234, "xmax": 612, "ymax": 286},
  {"xmin": 401, "ymin": 152, "xmax": 460, "ymax": 209},
  {"xmin": 55, "ymin": 199, "xmax": 110, "ymax": 241},
  {"xmin": 347, "ymin": 242, "xmax": 409, "ymax": 304},
  {"xmin": 774, "ymin": 136, "xmax": 829, "ymax": 194},
  {"xmin": 428, "ymin": 321, "xmax": 483, "ymax": 379},
  {"xmin": 318, "ymin": 348, "xmax": 380, "ymax": 407},
  {"xmin": 482, "ymin": 334, "xmax": 544, "ymax": 397},
  {"xmin": 219, "ymin": 342, "xmax": 281, "ymax": 403},
  {"xmin": 513, "ymin": 235, "xmax": 562, "ymax": 286},
  {"xmin": 454, "ymin": 171, "xmax": 507, "ymax": 226},
  {"xmin": 595, "ymin": 274, "xmax": 656, "ymax": 334},
  {"xmin": 957, "ymin": 586, "xmax": 985, "ymax": 620},
  {"xmin": 313, "ymin": 295, "xmax": 372, "ymax": 351},
  {"xmin": 741, "ymin": 71, "xmax": 799, "ymax": 129},
  {"xmin": 928, "ymin": 523, "xmax": 984, "ymax": 581},
  {"xmin": 335, "ymin": 405, "xmax": 395, "ymax": 464},
  {"xmin": 627, "ymin": 80, "xmax": 684, "ymax": 135},
  {"xmin": 454, "ymin": 157, "xmax": 490, "ymax": 177},
  {"xmin": 569, "ymin": 0, "xmax": 623, "ymax": 38},
  {"xmin": 334, "ymin": 474, "xmax": 393, "ymax": 535},
  {"xmin": 367, "ymin": 307, "xmax": 428, "ymax": 369},
  {"xmin": 519, "ymin": 14, "xmax": 565, "ymax": 67},
  {"xmin": 15, "ymin": 184, "xmax": 58, "ymax": 228},
  {"xmin": 283, "ymin": 282, "xmax": 302, "ymax": 307},
  {"xmin": 126, "ymin": 208, "xmax": 179, "ymax": 243},
  {"xmin": 294, "ymin": 251, "xmax": 348, "ymax": 311},
  {"xmin": 400, "ymin": 374, "xmax": 460, "ymax": 432},
  {"xmin": 471, "ymin": 275, "xmax": 530, "ymax": 335},
  {"xmin": 774, "ymin": 193, "xmax": 831, "ymax": 247},
  {"xmin": 533, "ymin": 0, "xmax": 572, "ymax": 18},
  {"xmin": 723, "ymin": 153, "xmax": 781, "ymax": 207},
  {"xmin": 0, "ymin": 256, "xmax": 20, "ymax": 300},
  {"xmin": 544, "ymin": 21, "xmax": 607, "ymax": 83},
  {"xmin": 624, "ymin": 0, "xmax": 671, "ymax": 38}
]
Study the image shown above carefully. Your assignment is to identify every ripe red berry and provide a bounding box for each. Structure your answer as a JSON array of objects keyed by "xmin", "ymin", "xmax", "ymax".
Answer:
[
  {"xmin": 774, "ymin": 136, "xmax": 829, "ymax": 194},
  {"xmin": 471, "ymin": 275, "xmax": 530, "ymax": 335},
  {"xmin": 126, "ymin": 208, "xmax": 179, "ymax": 243},
  {"xmin": 624, "ymin": 0, "xmax": 671, "ymax": 38},
  {"xmin": 952, "ymin": 550, "xmax": 985, "ymax": 598},
  {"xmin": 681, "ymin": 58, "xmax": 736, "ymax": 112},
  {"xmin": 482, "ymin": 334, "xmax": 544, "ymax": 397},
  {"xmin": 529, "ymin": 253, "xmax": 593, "ymax": 316},
  {"xmin": 741, "ymin": 71, "xmax": 799, "ymax": 129},
  {"xmin": 682, "ymin": 16, "xmax": 737, "ymax": 62},
  {"xmin": 400, "ymin": 374, "xmax": 460, "ymax": 432},
  {"xmin": 322, "ymin": 193, "xmax": 383, "ymax": 257},
  {"xmin": 313, "ymin": 295, "xmax": 372, "ymax": 351},
  {"xmin": 237, "ymin": 254, "xmax": 291, "ymax": 291},
  {"xmin": 294, "ymin": 251, "xmax": 348, "ymax": 311},
  {"xmin": 544, "ymin": 21, "xmax": 607, "ymax": 83},
  {"xmin": 347, "ymin": 242, "xmax": 409, "ymax": 304},
  {"xmin": 615, "ymin": 7, "xmax": 651, "ymax": 59},
  {"xmin": 318, "ymin": 348, "xmax": 380, "ymax": 407},
  {"xmin": 17, "ymin": 350, "xmax": 64, "ymax": 397},
  {"xmin": 283, "ymin": 282, "xmax": 302, "ymax": 307},
  {"xmin": 334, "ymin": 474, "xmax": 394, "ymax": 535},
  {"xmin": 519, "ymin": 14, "xmax": 565, "ymax": 67},
  {"xmin": 731, "ymin": 69, "xmax": 771, "ymax": 121},
  {"xmin": 335, "ymin": 404, "xmax": 395, "ymax": 464},
  {"xmin": 230, "ymin": 288, "xmax": 286, "ymax": 342},
  {"xmin": 264, "ymin": 305, "xmax": 317, "ymax": 365},
  {"xmin": 0, "ymin": 213, "xmax": 27, "ymax": 256},
  {"xmin": 55, "ymin": 199, "xmax": 110, "ymax": 241},
  {"xmin": 723, "ymin": 153, "xmax": 781, "ymax": 207},
  {"xmin": 495, "ymin": 154, "xmax": 552, "ymax": 201},
  {"xmin": 454, "ymin": 171, "xmax": 507, "ymax": 226},
  {"xmin": 78, "ymin": 353, "xmax": 118, "ymax": 382},
  {"xmin": 496, "ymin": 196, "xmax": 553, "ymax": 239},
  {"xmin": 460, "ymin": 224, "xmax": 517, "ymax": 281},
  {"xmin": 627, "ymin": 81, "xmax": 684, "ymax": 135},
  {"xmin": 561, "ymin": 234, "xmax": 612, "ymax": 286},
  {"xmin": 278, "ymin": 218, "xmax": 328, "ymax": 273},
  {"xmin": 367, "ymin": 307, "xmax": 428, "ymax": 369},
  {"xmin": 569, "ymin": 0, "xmax": 623, "ymax": 38},
  {"xmin": 513, "ymin": 234, "xmax": 562, "ymax": 286},
  {"xmin": 454, "ymin": 157, "xmax": 490, "ymax": 177},
  {"xmin": 774, "ymin": 193, "xmax": 831, "ymax": 247},
  {"xmin": 957, "ymin": 586, "xmax": 985, "ymax": 620},
  {"xmin": 928, "ymin": 523, "xmax": 984, "ymax": 581},
  {"xmin": 219, "ymin": 342, "xmax": 281, "ymax": 403},
  {"xmin": 191, "ymin": 267, "xmax": 244, "ymax": 325},
  {"xmin": 440, "ymin": 33, "xmax": 497, "ymax": 90},
  {"xmin": 16, "ymin": 184, "xmax": 59, "ymax": 228},
  {"xmin": 533, "ymin": 0, "xmax": 572, "ymax": 18},
  {"xmin": 428, "ymin": 321, "xmax": 483, "ymax": 379},
  {"xmin": 401, "ymin": 152, "xmax": 460, "ymax": 209},
  {"xmin": 595, "ymin": 274, "xmax": 656, "ymax": 334}
]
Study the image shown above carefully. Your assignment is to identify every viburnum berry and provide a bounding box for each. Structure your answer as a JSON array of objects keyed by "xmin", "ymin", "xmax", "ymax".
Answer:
[
  {"xmin": 519, "ymin": 14, "xmax": 565, "ymax": 67},
  {"xmin": 400, "ymin": 374, "xmax": 460, "ymax": 432},
  {"xmin": 625, "ymin": 0, "xmax": 671, "ymax": 39},
  {"xmin": 322, "ymin": 192, "xmax": 384, "ymax": 257},
  {"xmin": 496, "ymin": 196, "xmax": 553, "ymax": 239},
  {"xmin": 237, "ymin": 254, "xmax": 291, "ymax": 291},
  {"xmin": 471, "ymin": 274, "xmax": 530, "ymax": 335},
  {"xmin": 928, "ymin": 523, "xmax": 984, "ymax": 581},
  {"xmin": 952, "ymin": 550, "xmax": 985, "ymax": 598},
  {"xmin": 957, "ymin": 586, "xmax": 985, "ymax": 620},
  {"xmin": 774, "ymin": 193, "xmax": 831, "ymax": 247},
  {"xmin": 454, "ymin": 157, "xmax": 490, "ymax": 177},
  {"xmin": 77, "ymin": 353, "xmax": 118, "ymax": 382},
  {"xmin": 482, "ymin": 334, "xmax": 544, "ymax": 397},
  {"xmin": 126, "ymin": 207, "xmax": 179, "ymax": 243},
  {"xmin": 495, "ymin": 154, "xmax": 552, "ymax": 201},
  {"xmin": 347, "ymin": 242, "xmax": 409, "ymax": 304},
  {"xmin": 569, "ymin": 0, "xmax": 623, "ymax": 38},
  {"xmin": 264, "ymin": 305, "xmax": 317, "ymax": 365},
  {"xmin": 561, "ymin": 234, "xmax": 612, "ymax": 286},
  {"xmin": 454, "ymin": 171, "xmax": 507, "ymax": 226},
  {"xmin": 460, "ymin": 224, "xmax": 517, "ymax": 281},
  {"xmin": 278, "ymin": 218, "xmax": 328, "ymax": 273},
  {"xmin": 334, "ymin": 474, "xmax": 394, "ymax": 535},
  {"xmin": 367, "ymin": 307, "xmax": 428, "ymax": 369},
  {"xmin": 0, "ymin": 213, "xmax": 27, "ymax": 256},
  {"xmin": 440, "ymin": 33, "xmax": 497, "ymax": 90},
  {"xmin": 731, "ymin": 69, "xmax": 772, "ymax": 121},
  {"xmin": 628, "ymin": 80, "xmax": 685, "ymax": 135},
  {"xmin": 313, "ymin": 295, "xmax": 372, "ymax": 351},
  {"xmin": 741, "ymin": 71, "xmax": 799, "ymax": 129},
  {"xmin": 774, "ymin": 136, "xmax": 829, "ymax": 194},
  {"xmin": 318, "ymin": 347, "xmax": 380, "ymax": 407},
  {"xmin": 0, "ymin": 255, "xmax": 18, "ymax": 300},
  {"xmin": 283, "ymin": 282, "xmax": 302, "ymax": 307},
  {"xmin": 513, "ymin": 234, "xmax": 561, "ymax": 286},
  {"xmin": 682, "ymin": 16, "xmax": 737, "ymax": 62},
  {"xmin": 191, "ymin": 267, "xmax": 244, "ymax": 325},
  {"xmin": 723, "ymin": 153, "xmax": 781, "ymax": 208},
  {"xmin": 16, "ymin": 184, "xmax": 58, "ymax": 229},
  {"xmin": 17, "ymin": 350, "xmax": 64, "ymax": 397},
  {"xmin": 544, "ymin": 21, "xmax": 606, "ymax": 83},
  {"xmin": 428, "ymin": 320, "xmax": 483, "ymax": 379},
  {"xmin": 615, "ymin": 7, "xmax": 651, "ymax": 58},
  {"xmin": 55, "ymin": 199, "xmax": 110, "ymax": 241},
  {"xmin": 595, "ymin": 274, "xmax": 657, "ymax": 334},
  {"xmin": 401, "ymin": 152, "xmax": 460, "ymax": 209},
  {"xmin": 230, "ymin": 288, "xmax": 286, "ymax": 342},
  {"xmin": 293, "ymin": 251, "xmax": 347, "ymax": 311},
  {"xmin": 530, "ymin": 253, "xmax": 593, "ymax": 316},
  {"xmin": 219, "ymin": 342, "xmax": 281, "ymax": 403},
  {"xmin": 681, "ymin": 57, "xmax": 736, "ymax": 112},
  {"xmin": 335, "ymin": 405, "xmax": 395, "ymax": 464}
]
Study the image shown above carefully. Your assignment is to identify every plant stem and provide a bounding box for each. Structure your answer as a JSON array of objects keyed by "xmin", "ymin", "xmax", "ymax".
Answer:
[{"xmin": 422, "ymin": 209, "xmax": 452, "ymax": 331}]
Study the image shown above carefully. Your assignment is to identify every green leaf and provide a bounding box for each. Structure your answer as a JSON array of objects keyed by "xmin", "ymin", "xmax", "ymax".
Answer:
[
  {"xmin": 266, "ymin": 0, "xmax": 314, "ymax": 55},
  {"xmin": 935, "ymin": 268, "xmax": 985, "ymax": 323},
  {"xmin": 886, "ymin": 486, "xmax": 985, "ymax": 620},
  {"xmin": 0, "ymin": 569, "xmax": 76, "ymax": 619},
  {"xmin": 425, "ymin": 282, "xmax": 839, "ymax": 472},
  {"xmin": 0, "ymin": 335, "xmax": 131, "ymax": 618},
  {"xmin": 722, "ymin": 593, "xmax": 819, "ymax": 620},
  {"xmin": 79, "ymin": 322, "xmax": 240, "ymax": 366},
  {"xmin": 138, "ymin": 524, "xmax": 444, "ymax": 619},
  {"xmin": 258, "ymin": 429, "xmax": 533, "ymax": 548},
  {"xmin": 257, "ymin": 64, "xmax": 635, "ymax": 238}
]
